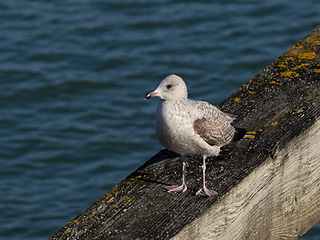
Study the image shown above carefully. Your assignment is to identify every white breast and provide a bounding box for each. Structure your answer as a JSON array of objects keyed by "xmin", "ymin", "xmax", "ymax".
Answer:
[{"xmin": 155, "ymin": 100, "xmax": 212, "ymax": 156}]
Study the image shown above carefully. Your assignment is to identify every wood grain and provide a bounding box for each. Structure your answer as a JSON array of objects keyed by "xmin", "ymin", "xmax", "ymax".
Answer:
[{"xmin": 174, "ymin": 120, "xmax": 320, "ymax": 239}]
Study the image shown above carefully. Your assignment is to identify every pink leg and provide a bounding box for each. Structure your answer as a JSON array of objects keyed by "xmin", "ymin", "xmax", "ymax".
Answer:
[
  {"xmin": 165, "ymin": 156, "xmax": 187, "ymax": 193},
  {"xmin": 196, "ymin": 155, "xmax": 218, "ymax": 197}
]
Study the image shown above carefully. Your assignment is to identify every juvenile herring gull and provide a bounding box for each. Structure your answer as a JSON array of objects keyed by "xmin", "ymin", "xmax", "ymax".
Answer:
[{"xmin": 145, "ymin": 74, "xmax": 246, "ymax": 197}]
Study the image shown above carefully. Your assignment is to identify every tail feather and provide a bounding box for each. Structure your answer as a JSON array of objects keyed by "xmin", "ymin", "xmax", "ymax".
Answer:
[{"xmin": 232, "ymin": 128, "xmax": 247, "ymax": 142}]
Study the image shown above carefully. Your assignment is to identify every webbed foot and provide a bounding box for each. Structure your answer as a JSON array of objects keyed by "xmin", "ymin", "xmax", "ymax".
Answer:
[
  {"xmin": 165, "ymin": 184, "xmax": 187, "ymax": 193},
  {"xmin": 196, "ymin": 186, "xmax": 218, "ymax": 197}
]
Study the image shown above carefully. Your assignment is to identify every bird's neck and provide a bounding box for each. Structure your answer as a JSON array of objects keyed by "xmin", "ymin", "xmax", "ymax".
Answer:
[{"xmin": 161, "ymin": 98, "xmax": 187, "ymax": 105}]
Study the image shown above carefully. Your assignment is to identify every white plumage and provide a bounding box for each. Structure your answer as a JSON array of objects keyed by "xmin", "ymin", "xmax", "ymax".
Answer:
[{"xmin": 145, "ymin": 74, "xmax": 245, "ymax": 196}]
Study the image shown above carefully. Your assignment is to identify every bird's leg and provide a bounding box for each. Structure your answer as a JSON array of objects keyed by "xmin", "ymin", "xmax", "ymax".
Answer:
[
  {"xmin": 196, "ymin": 156, "xmax": 218, "ymax": 197},
  {"xmin": 165, "ymin": 156, "xmax": 187, "ymax": 193}
]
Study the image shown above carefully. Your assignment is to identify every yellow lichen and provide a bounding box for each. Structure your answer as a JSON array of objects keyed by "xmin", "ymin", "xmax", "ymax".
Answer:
[
  {"xmin": 278, "ymin": 62, "xmax": 288, "ymax": 68},
  {"xmin": 310, "ymin": 39, "xmax": 320, "ymax": 44},
  {"xmin": 122, "ymin": 196, "xmax": 135, "ymax": 206},
  {"xmin": 293, "ymin": 63, "xmax": 310, "ymax": 70},
  {"xmin": 298, "ymin": 52, "xmax": 316, "ymax": 59},
  {"xmin": 246, "ymin": 131, "xmax": 257, "ymax": 134},
  {"xmin": 314, "ymin": 69, "xmax": 320, "ymax": 73},
  {"xmin": 244, "ymin": 135, "xmax": 255, "ymax": 139},
  {"xmin": 280, "ymin": 71, "xmax": 299, "ymax": 78},
  {"xmin": 269, "ymin": 81, "xmax": 277, "ymax": 84},
  {"xmin": 99, "ymin": 193, "xmax": 113, "ymax": 202},
  {"xmin": 289, "ymin": 45, "xmax": 303, "ymax": 52},
  {"xmin": 249, "ymin": 100, "xmax": 254, "ymax": 102},
  {"xmin": 271, "ymin": 122, "xmax": 279, "ymax": 126},
  {"xmin": 233, "ymin": 97, "xmax": 241, "ymax": 102},
  {"xmin": 258, "ymin": 129, "xmax": 264, "ymax": 132},
  {"xmin": 69, "ymin": 220, "xmax": 78, "ymax": 225},
  {"xmin": 284, "ymin": 57, "xmax": 294, "ymax": 61},
  {"xmin": 129, "ymin": 176, "xmax": 141, "ymax": 181}
]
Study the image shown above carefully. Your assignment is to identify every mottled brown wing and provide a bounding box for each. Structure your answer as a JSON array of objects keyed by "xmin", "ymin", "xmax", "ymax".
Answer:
[{"xmin": 193, "ymin": 116, "xmax": 236, "ymax": 147}]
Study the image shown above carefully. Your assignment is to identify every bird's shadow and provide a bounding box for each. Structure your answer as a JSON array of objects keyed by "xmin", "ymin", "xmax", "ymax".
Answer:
[{"xmin": 126, "ymin": 148, "xmax": 230, "ymax": 196}]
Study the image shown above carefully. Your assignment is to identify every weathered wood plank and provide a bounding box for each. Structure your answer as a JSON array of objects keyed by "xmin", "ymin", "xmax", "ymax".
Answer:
[
  {"xmin": 50, "ymin": 25, "xmax": 320, "ymax": 240},
  {"xmin": 173, "ymin": 120, "xmax": 320, "ymax": 239}
]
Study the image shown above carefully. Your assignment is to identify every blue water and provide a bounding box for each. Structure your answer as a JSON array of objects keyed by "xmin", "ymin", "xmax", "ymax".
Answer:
[{"xmin": 0, "ymin": 1, "xmax": 319, "ymax": 239}]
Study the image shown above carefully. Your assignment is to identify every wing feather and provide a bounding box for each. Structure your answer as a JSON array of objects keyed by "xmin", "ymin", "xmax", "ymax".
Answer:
[{"xmin": 193, "ymin": 101, "xmax": 236, "ymax": 146}]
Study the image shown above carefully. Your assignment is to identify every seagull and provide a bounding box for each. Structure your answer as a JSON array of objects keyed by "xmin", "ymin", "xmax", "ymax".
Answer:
[{"xmin": 145, "ymin": 74, "xmax": 246, "ymax": 197}]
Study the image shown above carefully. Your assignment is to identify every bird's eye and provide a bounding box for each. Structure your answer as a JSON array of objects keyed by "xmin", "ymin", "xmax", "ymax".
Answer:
[{"xmin": 166, "ymin": 84, "xmax": 173, "ymax": 89}]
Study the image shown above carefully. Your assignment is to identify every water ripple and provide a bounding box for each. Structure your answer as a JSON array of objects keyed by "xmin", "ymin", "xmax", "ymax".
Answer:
[{"xmin": 0, "ymin": 0, "xmax": 319, "ymax": 239}]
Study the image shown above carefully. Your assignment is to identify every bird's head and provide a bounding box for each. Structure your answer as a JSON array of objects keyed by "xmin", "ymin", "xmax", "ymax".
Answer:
[{"xmin": 144, "ymin": 74, "xmax": 188, "ymax": 101}]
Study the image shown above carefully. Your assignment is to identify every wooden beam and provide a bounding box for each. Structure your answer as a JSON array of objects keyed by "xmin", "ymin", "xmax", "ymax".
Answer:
[
  {"xmin": 50, "ymin": 25, "xmax": 320, "ymax": 240},
  {"xmin": 174, "ymin": 120, "xmax": 320, "ymax": 239}
]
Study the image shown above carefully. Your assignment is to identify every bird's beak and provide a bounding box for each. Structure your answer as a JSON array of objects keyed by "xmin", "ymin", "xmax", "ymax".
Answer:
[{"xmin": 144, "ymin": 90, "xmax": 157, "ymax": 100}]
